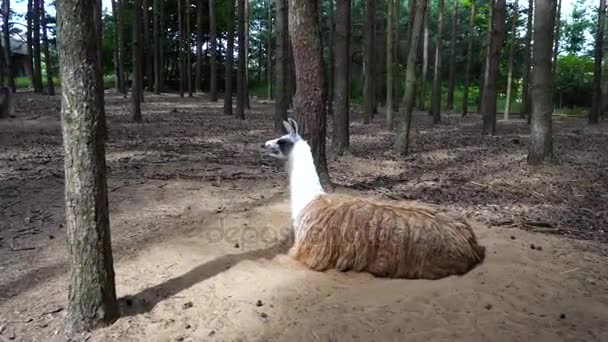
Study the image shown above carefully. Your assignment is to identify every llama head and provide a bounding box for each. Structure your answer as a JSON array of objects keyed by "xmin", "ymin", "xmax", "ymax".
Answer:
[{"xmin": 261, "ymin": 118, "xmax": 302, "ymax": 160}]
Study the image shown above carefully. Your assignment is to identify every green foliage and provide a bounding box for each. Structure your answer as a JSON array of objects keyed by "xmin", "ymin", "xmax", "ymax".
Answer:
[
  {"xmin": 554, "ymin": 54, "xmax": 593, "ymax": 107},
  {"xmin": 561, "ymin": 0, "xmax": 593, "ymax": 55}
]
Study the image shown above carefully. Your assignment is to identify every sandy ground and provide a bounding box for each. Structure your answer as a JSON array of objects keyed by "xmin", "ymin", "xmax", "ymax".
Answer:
[{"xmin": 0, "ymin": 92, "xmax": 607, "ymax": 342}]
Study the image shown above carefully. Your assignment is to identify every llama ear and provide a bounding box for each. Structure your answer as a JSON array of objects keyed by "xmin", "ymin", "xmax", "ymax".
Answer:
[
  {"xmin": 283, "ymin": 120, "xmax": 293, "ymax": 135},
  {"xmin": 288, "ymin": 118, "xmax": 299, "ymax": 136}
]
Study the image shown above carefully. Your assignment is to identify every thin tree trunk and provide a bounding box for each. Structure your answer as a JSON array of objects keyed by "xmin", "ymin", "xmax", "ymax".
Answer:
[
  {"xmin": 40, "ymin": 0, "xmax": 54, "ymax": 95},
  {"xmin": 153, "ymin": 0, "xmax": 161, "ymax": 93},
  {"xmin": 178, "ymin": 0, "xmax": 184, "ymax": 97},
  {"xmin": 481, "ymin": 0, "xmax": 505, "ymax": 136},
  {"xmin": 446, "ymin": 0, "xmax": 458, "ymax": 110},
  {"xmin": 111, "ymin": 0, "xmax": 121, "ymax": 93},
  {"xmin": 430, "ymin": 0, "xmax": 445, "ymax": 124},
  {"xmin": 245, "ymin": 0, "xmax": 250, "ymax": 108},
  {"xmin": 386, "ymin": 0, "xmax": 394, "ymax": 128},
  {"xmin": 552, "ymin": 0, "xmax": 562, "ymax": 77},
  {"xmin": 527, "ymin": 0, "xmax": 556, "ymax": 164},
  {"xmin": 224, "ymin": 0, "xmax": 235, "ymax": 116},
  {"xmin": 56, "ymin": 0, "xmax": 118, "ymax": 332},
  {"xmin": 118, "ymin": 0, "xmax": 127, "ymax": 95},
  {"xmin": 210, "ymin": 0, "xmax": 218, "ymax": 100},
  {"xmin": 522, "ymin": 0, "xmax": 532, "ymax": 120},
  {"xmin": 327, "ymin": 0, "xmax": 335, "ymax": 117},
  {"xmin": 159, "ymin": 0, "xmax": 165, "ymax": 91},
  {"xmin": 288, "ymin": 0, "xmax": 331, "ymax": 188},
  {"xmin": 392, "ymin": 0, "xmax": 400, "ymax": 110},
  {"xmin": 273, "ymin": 0, "xmax": 288, "ymax": 131},
  {"xmin": 186, "ymin": 0, "xmax": 193, "ymax": 97},
  {"xmin": 419, "ymin": 12, "xmax": 428, "ymax": 110},
  {"xmin": 590, "ymin": 0, "xmax": 606, "ymax": 124},
  {"xmin": 26, "ymin": 0, "xmax": 34, "ymax": 89},
  {"xmin": 333, "ymin": 0, "xmax": 350, "ymax": 154},
  {"xmin": 266, "ymin": 0, "xmax": 272, "ymax": 99},
  {"xmin": 143, "ymin": 0, "xmax": 152, "ymax": 90},
  {"xmin": 462, "ymin": 0, "xmax": 475, "ymax": 116},
  {"xmin": 396, "ymin": 0, "xmax": 427, "ymax": 155},
  {"xmin": 236, "ymin": 0, "xmax": 246, "ymax": 118},
  {"xmin": 363, "ymin": 0, "xmax": 375, "ymax": 123},
  {"xmin": 33, "ymin": 0, "xmax": 42, "ymax": 93},
  {"xmin": 504, "ymin": 0, "xmax": 518, "ymax": 120},
  {"xmin": 132, "ymin": 0, "xmax": 143, "ymax": 121},
  {"xmin": 2, "ymin": 0, "xmax": 14, "ymax": 91},
  {"xmin": 196, "ymin": 0, "xmax": 204, "ymax": 92},
  {"xmin": 478, "ymin": 1, "xmax": 492, "ymax": 114}
]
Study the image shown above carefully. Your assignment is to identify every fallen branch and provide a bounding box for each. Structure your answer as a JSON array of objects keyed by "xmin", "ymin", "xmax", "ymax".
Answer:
[{"xmin": 10, "ymin": 230, "xmax": 38, "ymax": 251}]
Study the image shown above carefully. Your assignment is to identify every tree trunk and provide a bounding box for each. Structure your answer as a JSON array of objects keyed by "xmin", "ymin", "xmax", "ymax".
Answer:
[
  {"xmin": 385, "ymin": 0, "xmax": 394, "ymax": 128},
  {"xmin": 224, "ymin": 0, "xmax": 235, "ymax": 116},
  {"xmin": 210, "ymin": 0, "xmax": 219, "ymax": 100},
  {"xmin": 590, "ymin": 0, "xmax": 606, "ymax": 124},
  {"xmin": 527, "ymin": 0, "xmax": 556, "ymax": 164},
  {"xmin": 266, "ymin": 0, "xmax": 272, "ymax": 99},
  {"xmin": 273, "ymin": 0, "xmax": 288, "ymax": 131},
  {"xmin": 419, "ymin": 12, "xmax": 428, "ymax": 110},
  {"xmin": 446, "ymin": 0, "xmax": 458, "ymax": 111},
  {"xmin": 392, "ymin": 0, "xmax": 400, "ymax": 110},
  {"xmin": 178, "ymin": 0, "xmax": 184, "ymax": 97},
  {"xmin": 552, "ymin": 0, "xmax": 562, "ymax": 77},
  {"xmin": 153, "ymin": 0, "xmax": 161, "ymax": 93},
  {"xmin": 111, "ymin": 0, "xmax": 121, "ymax": 93},
  {"xmin": 132, "ymin": 0, "xmax": 143, "ymax": 122},
  {"xmin": 461, "ymin": 0, "xmax": 475, "ymax": 116},
  {"xmin": 481, "ymin": 0, "xmax": 505, "ymax": 136},
  {"xmin": 186, "ymin": 0, "xmax": 193, "ymax": 97},
  {"xmin": 504, "ymin": 0, "xmax": 518, "ymax": 120},
  {"xmin": 395, "ymin": 0, "xmax": 427, "ymax": 156},
  {"xmin": 289, "ymin": 0, "xmax": 331, "ymax": 188},
  {"xmin": 521, "ymin": 0, "xmax": 532, "ymax": 120},
  {"xmin": 327, "ymin": 0, "xmax": 335, "ymax": 117},
  {"xmin": 117, "ymin": 0, "xmax": 127, "ymax": 95},
  {"xmin": 363, "ymin": 0, "xmax": 375, "ymax": 123},
  {"xmin": 33, "ymin": 0, "xmax": 43, "ymax": 93},
  {"xmin": 159, "ymin": 0, "xmax": 165, "ymax": 91},
  {"xmin": 56, "ymin": 0, "xmax": 118, "ymax": 333},
  {"xmin": 430, "ymin": 0, "xmax": 444, "ymax": 124},
  {"xmin": 143, "ymin": 0, "xmax": 152, "ymax": 90},
  {"xmin": 196, "ymin": 0, "xmax": 204, "ymax": 92},
  {"xmin": 236, "ymin": 0, "xmax": 246, "ymax": 119},
  {"xmin": 245, "ymin": 0, "xmax": 250, "ymax": 109},
  {"xmin": 40, "ymin": 0, "xmax": 54, "ymax": 95},
  {"xmin": 26, "ymin": 0, "xmax": 34, "ymax": 89},
  {"xmin": 2, "ymin": 0, "xmax": 14, "ymax": 91},
  {"xmin": 333, "ymin": 0, "xmax": 350, "ymax": 154}
]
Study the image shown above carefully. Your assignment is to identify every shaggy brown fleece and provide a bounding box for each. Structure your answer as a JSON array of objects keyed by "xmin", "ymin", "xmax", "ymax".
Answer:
[{"xmin": 289, "ymin": 194, "xmax": 486, "ymax": 280}]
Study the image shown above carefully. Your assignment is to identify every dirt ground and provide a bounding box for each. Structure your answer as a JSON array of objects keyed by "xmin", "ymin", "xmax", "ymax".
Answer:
[{"xmin": 1, "ymin": 91, "xmax": 607, "ymax": 342}]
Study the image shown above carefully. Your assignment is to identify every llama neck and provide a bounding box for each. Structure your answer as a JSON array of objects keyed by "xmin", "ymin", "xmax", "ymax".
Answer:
[{"xmin": 287, "ymin": 140, "xmax": 324, "ymax": 222}]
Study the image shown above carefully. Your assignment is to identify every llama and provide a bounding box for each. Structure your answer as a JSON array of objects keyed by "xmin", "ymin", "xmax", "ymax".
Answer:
[{"xmin": 262, "ymin": 118, "xmax": 485, "ymax": 280}]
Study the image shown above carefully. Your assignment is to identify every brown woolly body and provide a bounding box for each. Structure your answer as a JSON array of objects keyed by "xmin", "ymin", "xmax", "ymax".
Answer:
[{"xmin": 289, "ymin": 194, "xmax": 486, "ymax": 280}]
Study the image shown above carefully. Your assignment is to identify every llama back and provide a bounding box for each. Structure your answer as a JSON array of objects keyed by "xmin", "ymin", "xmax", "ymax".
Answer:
[{"xmin": 289, "ymin": 194, "xmax": 485, "ymax": 280}]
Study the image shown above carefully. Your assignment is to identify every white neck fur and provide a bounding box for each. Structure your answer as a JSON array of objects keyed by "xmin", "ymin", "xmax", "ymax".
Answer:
[{"xmin": 287, "ymin": 140, "xmax": 325, "ymax": 224}]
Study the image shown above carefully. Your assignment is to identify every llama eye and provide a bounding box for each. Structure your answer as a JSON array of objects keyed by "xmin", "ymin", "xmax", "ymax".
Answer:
[{"xmin": 277, "ymin": 140, "xmax": 287, "ymax": 145}]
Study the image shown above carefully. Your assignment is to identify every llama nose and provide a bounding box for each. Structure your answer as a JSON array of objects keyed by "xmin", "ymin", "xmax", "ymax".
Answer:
[{"xmin": 260, "ymin": 143, "xmax": 266, "ymax": 148}]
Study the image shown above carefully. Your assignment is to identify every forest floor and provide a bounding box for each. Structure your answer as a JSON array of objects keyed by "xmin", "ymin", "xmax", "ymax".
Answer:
[{"xmin": 1, "ymin": 91, "xmax": 607, "ymax": 342}]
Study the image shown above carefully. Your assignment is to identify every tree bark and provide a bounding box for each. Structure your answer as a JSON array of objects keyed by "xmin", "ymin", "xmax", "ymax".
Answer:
[
  {"xmin": 33, "ymin": 0, "xmax": 43, "ymax": 93},
  {"xmin": 327, "ymin": 0, "xmax": 334, "ymax": 117},
  {"xmin": 461, "ymin": 0, "xmax": 475, "ymax": 116},
  {"xmin": 333, "ymin": 0, "xmax": 350, "ymax": 154},
  {"xmin": 392, "ymin": 0, "xmax": 400, "ymax": 110},
  {"xmin": 236, "ymin": 0, "xmax": 246, "ymax": 119},
  {"xmin": 385, "ymin": 0, "xmax": 394, "ymax": 128},
  {"xmin": 186, "ymin": 0, "xmax": 193, "ymax": 97},
  {"xmin": 40, "ymin": 0, "xmax": 54, "ymax": 95},
  {"xmin": 552, "ymin": 0, "xmax": 562, "ymax": 77},
  {"xmin": 2, "ymin": 0, "xmax": 14, "ymax": 91},
  {"xmin": 430, "ymin": 0, "xmax": 444, "ymax": 124},
  {"xmin": 446, "ymin": 0, "xmax": 458, "ymax": 111},
  {"xmin": 178, "ymin": 0, "xmax": 184, "ymax": 97},
  {"xmin": 153, "ymin": 0, "xmax": 161, "ymax": 93},
  {"xmin": 245, "ymin": 0, "xmax": 250, "ymax": 109},
  {"xmin": 521, "ymin": 0, "xmax": 532, "ymax": 121},
  {"xmin": 419, "ymin": 12, "xmax": 428, "ymax": 110},
  {"xmin": 395, "ymin": 0, "xmax": 427, "ymax": 156},
  {"xmin": 26, "ymin": 0, "xmax": 34, "ymax": 89},
  {"xmin": 116, "ymin": 0, "xmax": 127, "ymax": 95},
  {"xmin": 481, "ymin": 0, "xmax": 505, "ymax": 136},
  {"xmin": 363, "ymin": 0, "xmax": 375, "ymax": 123},
  {"xmin": 527, "ymin": 0, "xmax": 556, "ymax": 164},
  {"xmin": 160, "ymin": 0, "xmax": 165, "ymax": 89},
  {"xmin": 143, "ymin": 0, "xmax": 152, "ymax": 90},
  {"xmin": 224, "ymin": 0, "xmax": 235, "ymax": 116},
  {"xmin": 266, "ymin": 0, "xmax": 273, "ymax": 99},
  {"xmin": 56, "ymin": 0, "xmax": 118, "ymax": 333},
  {"xmin": 590, "ymin": 0, "xmax": 606, "ymax": 124},
  {"xmin": 273, "ymin": 0, "xmax": 288, "ymax": 131},
  {"xmin": 289, "ymin": 0, "xmax": 331, "ymax": 188},
  {"xmin": 196, "ymin": 0, "xmax": 204, "ymax": 93},
  {"xmin": 210, "ymin": 0, "xmax": 219, "ymax": 100},
  {"xmin": 132, "ymin": 0, "xmax": 143, "ymax": 122},
  {"xmin": 504, "ymin": 0, "xmax": 518, "ymax": 120}
]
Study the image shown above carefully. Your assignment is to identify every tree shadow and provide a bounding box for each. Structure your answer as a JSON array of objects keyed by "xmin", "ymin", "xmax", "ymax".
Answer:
[{"xmin": 118, "ymin": 237, "xmax": 292, "ymax": 317}]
